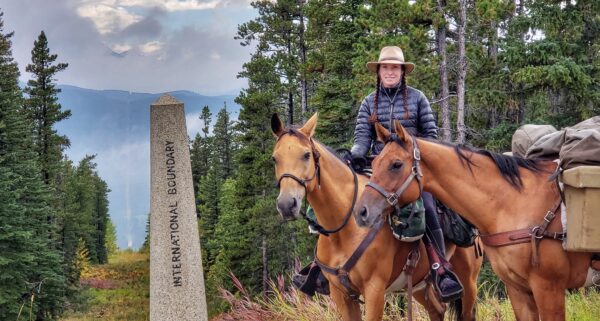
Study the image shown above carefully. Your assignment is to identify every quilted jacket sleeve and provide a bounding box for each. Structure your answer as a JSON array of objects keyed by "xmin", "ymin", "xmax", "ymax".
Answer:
[
  {"xmin": 350, "ymin": 96, "xmax": 373, "ymax": 157},
  {"xmin": 416, "ymin": 91, "xmax": 438, "ymax": 139}
]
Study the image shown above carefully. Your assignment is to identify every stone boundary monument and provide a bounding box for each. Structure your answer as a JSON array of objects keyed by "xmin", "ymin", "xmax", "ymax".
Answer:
[{"xmin": 150, "ymin": 94, "xmax": 208, "ymax": 320}]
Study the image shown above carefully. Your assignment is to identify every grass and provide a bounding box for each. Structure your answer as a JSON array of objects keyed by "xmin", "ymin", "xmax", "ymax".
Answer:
[
  {"xmin": 60, "ymin": 252, "xmax": 600, "ymax": 321},
  {"xmin": 60, "ymin": 250, "xmax": 149, "ymax": 321},
  {"xmin": 215, "ymin": 275, "xmax": 600, "ymax": 321}
]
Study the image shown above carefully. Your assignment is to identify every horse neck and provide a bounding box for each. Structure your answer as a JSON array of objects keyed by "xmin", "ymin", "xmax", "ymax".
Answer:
[
  {"xmin": 306, "ymin": 144, "xmax": 362, "ymax": 237},
  {"xmin": 418, "ymin": 139, "xmax": 556, "ymax": 234}
]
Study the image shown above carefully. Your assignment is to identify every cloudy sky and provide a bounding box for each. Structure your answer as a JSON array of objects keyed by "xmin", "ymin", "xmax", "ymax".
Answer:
[
  {"xmin": 2, "ymin": 0, "xmax": 256, "ymax": 94},
  {"xmin": 2, "ymin": 0, "xmax": 258, "ymax": 248}
]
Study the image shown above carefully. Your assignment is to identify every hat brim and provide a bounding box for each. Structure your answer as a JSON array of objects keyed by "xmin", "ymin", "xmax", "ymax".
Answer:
[{"xmin": 366, "ymin": 60, "xmax": 415, "ymax": 74}]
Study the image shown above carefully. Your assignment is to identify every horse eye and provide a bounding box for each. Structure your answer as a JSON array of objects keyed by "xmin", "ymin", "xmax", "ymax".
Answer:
[
  {"xmin": 390, "ymin": 160, "xmax": 403, "ymax": 171},
  {"xmin": 303, "ymin": 152, "xmax": 311, "ymax": 160},
  {"xmin": 271, "ymin": 156, "xmax": 277, "ymax": 163}
]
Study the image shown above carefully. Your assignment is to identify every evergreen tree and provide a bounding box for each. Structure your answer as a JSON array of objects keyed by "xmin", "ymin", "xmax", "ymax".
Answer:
[
  {"xmin": 236, "ymin": 0, "xmax": 304, "ymax": 125},
  {"xmin": 0, "ymin": 13, "xmax": 65, "ymax": 319},
  {"xmin": 92, "ymin": 176, "xmax": 109, "ymax": 264},
  {"xmin": 190, "ymin": 105, "xmax": 212, "ymax": 196},
  {"xmin": 305, "ymin": 0, "xmax": 363, "ymax": 146},
  {"xmin": 212, "ymin": 103, "xmax": 236, "ymax": 180},
  {"xmin": 24, "ymin": 30, "xmax": 71, "ymax": 185}
]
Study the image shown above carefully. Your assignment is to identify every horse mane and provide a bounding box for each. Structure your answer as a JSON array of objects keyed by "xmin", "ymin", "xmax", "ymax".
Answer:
[
  {"xmin": 432, "ymin": 140, "xmax": 545, "ymax": 191},
  {"xmin": 278, "ymin": 127, "xmax": 355, "ymax": 169}
]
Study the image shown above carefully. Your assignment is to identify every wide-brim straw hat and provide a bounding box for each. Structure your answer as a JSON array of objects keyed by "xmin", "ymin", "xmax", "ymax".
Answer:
[{"xmin": 366, "ymin": 46, "xmax": 415, "ymax": 74}]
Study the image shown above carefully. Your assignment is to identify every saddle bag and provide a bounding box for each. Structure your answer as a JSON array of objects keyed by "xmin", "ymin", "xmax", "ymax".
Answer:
[
  {"xmin": 292, "ymin": 261, "xmax": 330, "ymax": 296},
  {"xmin": 437, "ymin": 201, "xmax": 478, "ymax": 248},
  {"xmin": 389, "ymin": 198, "xmax": 426, "ymax": 242}
]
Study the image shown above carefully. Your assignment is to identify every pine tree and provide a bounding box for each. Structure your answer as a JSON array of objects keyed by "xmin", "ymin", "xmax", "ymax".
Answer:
[
  {"xmin": 24, "ymin": 30, "xmax": 71, "ymax": 185},
  {"xmin": 0, "ymin": 13, "xmax": 65, "ymax": 319},
  {"xmin": 305, "ymin": 0, "xmax": 363, "ymax": 146},
  {"xmin": 212, "ymin": 103, "xmax": 236, "ymax": 180},
  {"xmin": 190, "ymin": 105, "xmax": 212, "ymax": 196}
]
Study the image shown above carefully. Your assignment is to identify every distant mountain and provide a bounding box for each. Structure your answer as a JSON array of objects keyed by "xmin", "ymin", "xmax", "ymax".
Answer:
[{"xmin": 55, "ymin": 85, "xmax": 241, "ymax": 249}]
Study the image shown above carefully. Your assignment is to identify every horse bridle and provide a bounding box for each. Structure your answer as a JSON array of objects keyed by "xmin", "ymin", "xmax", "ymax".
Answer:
[
  {"xmin": 366, "ymin": 134, "xmax": 423, "ymax": 208},
  {"xmin": 275, "ymin": 131, "xmax": 321, "ymax": 190},
  {"xmin": 275, "ymin": 131, "xmax": 358, "ymax": 236}
]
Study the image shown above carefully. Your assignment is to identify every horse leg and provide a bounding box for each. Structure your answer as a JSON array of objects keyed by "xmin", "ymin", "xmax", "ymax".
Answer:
[
  {"xmin": 330, "ymin": 286, "xmax": 361, "ymax": 321},
  {"xmin": 414, "ymin": 285, "xmax": 445, "ymax": 321},
  {"xmin": 530, "ymin": 277, "xmax": 566, "ymax": 321},
  {"xmin": 363, "ymin": 284, "xmax": 387, "ymax": 321},
  {"xmin": 448, "ymin": 246, "xmax": 482, "ymax": 321},
  {"xmin": 505, "ymin": 285, "xmax": 539, "ymax": 321}
]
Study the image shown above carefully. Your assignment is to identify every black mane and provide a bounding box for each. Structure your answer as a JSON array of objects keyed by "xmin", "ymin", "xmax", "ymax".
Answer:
[
  {"xmin": 446, "ymin": 142, "xmax": 545, "ymax": 190},
  {"xmin": 387, "ymin": 137, "xmax": 547, "ymax": 191}
]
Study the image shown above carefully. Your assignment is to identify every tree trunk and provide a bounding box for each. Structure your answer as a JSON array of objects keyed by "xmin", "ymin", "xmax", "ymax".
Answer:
[
  {"xmin": 436, "ymin": 0, "xmax": 451, "ymax": 142},
  {"xmin": 262, "ymin": 235, "xmax": 269, "ymax": 294},
  {"xmin": 456, "ymin": 0, "xmax": 468, "ymax": 144},
  {"xmin": 488, "ymin": 20, "xmax": 498, "ymax": 65},
  {"xmin": 298, "ymin": 0, "xmax": 308, "ymax": 123}
]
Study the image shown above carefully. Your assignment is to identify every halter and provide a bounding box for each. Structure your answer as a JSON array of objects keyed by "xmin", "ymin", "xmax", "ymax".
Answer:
[
  {"xmin": 275, "ymin": 130, "xmax": 321, "ymax": 190},
  {"xmin": 275, "ymin": 130, "xmax": 358, "ymax": 236},
  {"xmin": 366, "ymin": 134, "xmax": 423, "ymax": 208}
]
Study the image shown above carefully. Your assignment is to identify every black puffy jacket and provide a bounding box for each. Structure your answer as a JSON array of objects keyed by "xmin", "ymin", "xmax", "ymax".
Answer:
[{"xmin": 350, "ymin": 85, "xmax": 438, "ymax": 157}]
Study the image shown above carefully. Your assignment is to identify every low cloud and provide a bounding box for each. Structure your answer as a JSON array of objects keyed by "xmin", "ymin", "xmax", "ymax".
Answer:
[{"xmin": 77, "ymin": 3, "xmax": 142, "ymax": 35}]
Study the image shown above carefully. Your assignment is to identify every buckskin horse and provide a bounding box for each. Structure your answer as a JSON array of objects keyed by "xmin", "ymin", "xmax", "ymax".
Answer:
[
  {"xmin": 355, "ymin": 120, "xmax": 598, "ymax": 321},
  {"xmin": 271, "ymin": 113, "xmax": 482, "ymax": 321}
]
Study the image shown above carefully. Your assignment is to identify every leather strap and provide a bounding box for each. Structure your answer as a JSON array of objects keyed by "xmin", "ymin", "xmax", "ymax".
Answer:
[
  {"xmin": 479, "ymin": 228, "xmax": 532, "ymax": 247},
  {"xmin": 404, "ymin": 242, "xmax": 420, "ymax": 321},
  {"xmin": 479, "ymin": 227, "xmax": 566, "ymax": 247},
  {"xmin": 315, "ymin": 216, "xmax": 385, "ymax": 302}
]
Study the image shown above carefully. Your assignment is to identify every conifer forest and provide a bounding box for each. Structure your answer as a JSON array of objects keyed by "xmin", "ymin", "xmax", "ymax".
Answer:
[{"xmin": 0, "ymin": 0, "xmax": 598, "ymax": 320}]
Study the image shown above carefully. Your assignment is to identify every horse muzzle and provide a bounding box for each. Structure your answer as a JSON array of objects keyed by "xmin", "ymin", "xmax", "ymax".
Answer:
[
  {"xmin": 276, "ymin": 194, "xmax": 302, "ymax": 221},
  {"xmin": 355, "ymin": 205, "xmax": 377, "ymax": 227}
]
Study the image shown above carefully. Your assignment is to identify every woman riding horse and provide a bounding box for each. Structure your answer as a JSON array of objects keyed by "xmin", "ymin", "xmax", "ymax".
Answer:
[
  {"xmin": 272, "ymin": 113, "xmax": 482, "ymax": 321},
  {"xmin": 348, "ymin": 46, "xmax": 463, "ymax": 302},
  {"xmin": 356, "ymin": 120, "xmax": 596, "ymax": 321}
]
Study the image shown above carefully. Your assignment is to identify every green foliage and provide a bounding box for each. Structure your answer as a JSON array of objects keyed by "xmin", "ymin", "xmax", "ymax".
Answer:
[
  {"xmin": 61, "ymin": 251, "xmax": 149, "ymax": 321},
  {"xmin": 104, "ymin": 218, "xmax": 118, "ymax": 256},
  {"xmin": 0, "ymin": 13, "xmax": 67, "ymax": 320},
  {"xmin": 24, "ymin": 30, "xmax": 71, "ymax": 186}
]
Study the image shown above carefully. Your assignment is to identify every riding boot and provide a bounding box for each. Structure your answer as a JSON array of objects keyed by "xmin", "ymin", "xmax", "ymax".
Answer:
[
  {"xmin": 431, "ymin": 228, "xmax": 447, "ymax": 259},
  {"xmin": 424, "ymin": 231, "xmax": 463, "ymax": 302}
]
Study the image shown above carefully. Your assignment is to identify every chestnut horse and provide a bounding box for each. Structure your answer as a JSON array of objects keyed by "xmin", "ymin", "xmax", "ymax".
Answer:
[
  {"xmin": 272, "ymin": 113, "xmax": 482, "ymax": 321},
  {"xmin": 355, "ymin": 120, "xmax": 596, "ymax": 321}
]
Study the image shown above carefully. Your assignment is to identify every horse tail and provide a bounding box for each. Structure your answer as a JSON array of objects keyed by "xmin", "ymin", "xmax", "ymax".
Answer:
[{"xmin": 447, "ymin": 297, "xmax": 463, "ymax": 321}]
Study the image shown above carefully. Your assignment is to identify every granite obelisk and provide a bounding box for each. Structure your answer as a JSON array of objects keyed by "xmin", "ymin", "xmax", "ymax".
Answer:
[{"xmin": 150, "ymin": 94, "xmax": 208, "ymax": 320}]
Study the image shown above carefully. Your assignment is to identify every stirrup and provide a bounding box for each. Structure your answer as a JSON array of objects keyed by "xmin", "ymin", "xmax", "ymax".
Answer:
[{"xmin": 432, "ymin": 269, "xmax": 464, "ymax": 303}]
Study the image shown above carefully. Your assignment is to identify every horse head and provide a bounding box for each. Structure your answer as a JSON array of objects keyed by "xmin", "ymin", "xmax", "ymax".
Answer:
[
  {"xmin": 271, "ymin": 112, "xmax": 320, "ymax": 221},
  {"xmin": 354, "ymin": 120, "xmax": 423, "ymax": 228}
]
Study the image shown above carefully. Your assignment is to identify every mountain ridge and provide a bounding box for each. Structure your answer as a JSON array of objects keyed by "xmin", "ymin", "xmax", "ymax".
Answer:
[{"xmin": 55, "ymin": 84, "xmax": 241, "ymax": 249}]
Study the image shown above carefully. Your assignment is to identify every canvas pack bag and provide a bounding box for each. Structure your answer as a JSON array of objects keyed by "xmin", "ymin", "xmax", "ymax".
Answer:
[
  {"xmin": 389, "ymin": 198, "xmax": 426, "ymax": 242},
  {"xmin": 512, "ymin": 124, "xmax": 558, "ymax": 158},
  {"xmin": 559, "ymin": 116, "xmax": 600, "ymax": 170}
]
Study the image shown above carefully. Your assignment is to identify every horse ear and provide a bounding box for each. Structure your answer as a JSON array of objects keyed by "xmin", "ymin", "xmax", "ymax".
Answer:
[
  {"xmin": 299, "ymin": 112, "xmax": 318, "ymax": 138},
  {"xmin": 393, "ymin": 120, "xmax": 410, "ymax": 143},
  {"xmin": 374, "ymin": 122, "xmax": 390, "ymax": 143},
  {"xmin": 271, "ymin": 113, "xmax": 284, "ymax": 138}
]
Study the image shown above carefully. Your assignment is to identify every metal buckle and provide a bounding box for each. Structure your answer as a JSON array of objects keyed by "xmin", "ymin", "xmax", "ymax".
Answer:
[
  {"xmin": 386, "ymin": 193, "xmax": 398, "ymax": 206},
  {"xmin": 431, "ymin": 262, "xmax": 441, "ymax": 270},
  {"xmin": 413, "ymin": 147, "xmax": 421, "ymax": 161}
]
